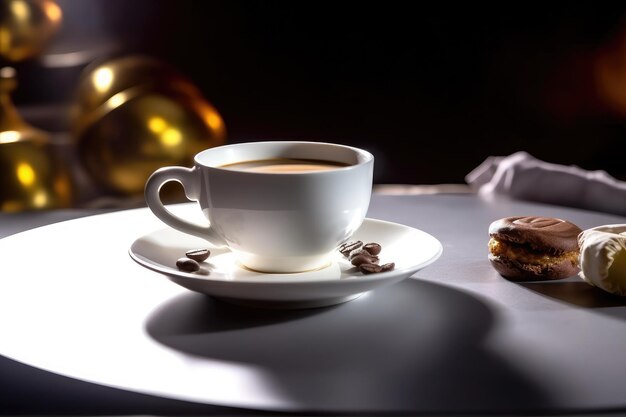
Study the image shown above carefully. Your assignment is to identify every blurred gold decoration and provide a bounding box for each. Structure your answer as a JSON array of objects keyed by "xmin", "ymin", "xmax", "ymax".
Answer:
[
  {"xmin": 72, "ymin": 55, "xmax": 227, "ymax": 195},
  {"xmin": 595, "ymin": 28, "xmax": 626, "ymax": 118},
  {"xmin": 0, "ymin": 67, "xmax": 74, "ymax": 211},
  {"xmin": 0, "ymin": 0, "xmax": 63, "ymax": 62}
]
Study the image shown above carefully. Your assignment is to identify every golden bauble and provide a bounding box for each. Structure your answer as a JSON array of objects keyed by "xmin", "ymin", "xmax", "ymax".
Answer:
[
  {"xmin": 0, "ymin": 138, "xmax": 74, "ymax": 211},
  {"xmin": 72, "ymin": 56, "xmax": 226, "ymax": 195},
  {"xmin": 78, "ymin": 92, "xmax": 226, "ymax": 194},
  {"xmin": 0, "ymin": 66, "xmax": 74, "ymax": 211},
  {"xmin": 0, "ymin": 0, "xmax": 63, "ymax": 62},
  {"xmin": 74, "ymin": 55, "xmax": 198, "ymax": 117}
]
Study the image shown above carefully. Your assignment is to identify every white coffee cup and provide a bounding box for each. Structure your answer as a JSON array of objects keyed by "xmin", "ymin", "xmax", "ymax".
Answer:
[{"xmin": 145, "ymin": 141, "xmax": 374, "ymax": 273}]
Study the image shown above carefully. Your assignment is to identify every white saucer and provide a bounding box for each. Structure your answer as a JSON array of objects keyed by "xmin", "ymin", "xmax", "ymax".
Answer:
[{"xmin": 129, "ymin": 218, "xmax": 443, "ymax": 308}]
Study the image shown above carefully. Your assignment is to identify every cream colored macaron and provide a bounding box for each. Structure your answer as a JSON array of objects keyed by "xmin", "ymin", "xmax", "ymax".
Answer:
[{"xmin": 578, "ymin": 224, "xmax": 626, "ymax": 296}]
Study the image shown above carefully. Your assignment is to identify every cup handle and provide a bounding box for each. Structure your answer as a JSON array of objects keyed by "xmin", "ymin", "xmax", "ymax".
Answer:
[{"xmin": 145, "ymin": 166, "xmax": 227, "ymax": 247}]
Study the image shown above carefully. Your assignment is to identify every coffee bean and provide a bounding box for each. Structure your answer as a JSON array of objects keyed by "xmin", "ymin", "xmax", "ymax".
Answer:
[
  {"xmin": 348, "ymin": 248, "xmax": 366, "ymax": 259},
  {"xmin": 338, "ymin": 240, "xmax": 363, "ymax": 257},
  {"xmin": 380, "ymin": 262, "xmax": 395, "ymax": 272},
  {"xmin": 176, "ymin": 257, "xmax": 200, "ymax": 272},
  {"xmin": 350, "ymin": 254, "xmax": 379, "ymax": 267},
  {"xmin": 359, "ymin": 262, "xmax": 394, "ymax": 274},
  {"xmin": 363, "ymin": 242, "xmax": 382, "ymax": 256},
  {"xmin": 340, "ymin": 239, "xmax": 392, "ymax": 275},
  {"xmin": 349, "ymin": 249, "xmax": 379, "ymax": 264},
  {"xmin": 185, "ymin": 248, "xmax": 210, "ymax": 262},
  {"xmin": 359, "ymin": 263, "xmax": 382, "ymax": 274},
  {"xmin": 349, "ymin": 248, "xmax": 378, "ymax": 262}
]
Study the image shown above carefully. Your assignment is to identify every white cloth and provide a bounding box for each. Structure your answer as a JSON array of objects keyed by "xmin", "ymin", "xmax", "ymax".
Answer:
[{"xmin": 465, "ymin": 151, "xmax": 626, "ymax": 216}]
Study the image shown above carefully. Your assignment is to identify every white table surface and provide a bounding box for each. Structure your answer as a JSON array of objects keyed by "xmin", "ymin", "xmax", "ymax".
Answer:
[{"xmin": 1, "ymin": 194, "xmax": 626, "ymax": 415}]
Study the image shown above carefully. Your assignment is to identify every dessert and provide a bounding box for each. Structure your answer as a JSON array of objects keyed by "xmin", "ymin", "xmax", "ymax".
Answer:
[
  {"xmin": 578, "ymin": 224, "xmax": 626, "ymax": 296},
  {"xmin": 488, "ymin": 216, "xmax": 582, "ymax": 280}
]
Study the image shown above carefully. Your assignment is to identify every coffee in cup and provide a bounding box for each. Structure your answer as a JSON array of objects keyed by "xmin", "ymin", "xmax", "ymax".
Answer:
[{"xmin": 219, "ymin": 158, "xmax": 350, "ymax": 173}]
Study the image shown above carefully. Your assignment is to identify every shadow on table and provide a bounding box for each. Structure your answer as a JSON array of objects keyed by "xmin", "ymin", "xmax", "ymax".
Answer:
[
  {"xmin": 146, "ymin": 291, "xmax": 336, "ymax": 335},
  {"xmin": 518, "ymin": 278, "xmax": 626, "ymax": 321},
  {"xmin": 0, "ymin": 356, "xmax": 248, "ymax": 416},
  {"xmin": 146, "ymin": 279, "xmax": 554, "ymax": 414}
]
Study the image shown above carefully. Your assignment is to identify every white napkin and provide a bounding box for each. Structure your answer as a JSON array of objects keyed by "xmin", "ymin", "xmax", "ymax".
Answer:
[{"xmin": 465, "ymin": 151, "xmax": 626, "ymax": 216}]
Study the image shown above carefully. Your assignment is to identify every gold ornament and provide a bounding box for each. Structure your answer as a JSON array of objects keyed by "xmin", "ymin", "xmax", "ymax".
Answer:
[
  {"xmin": 0, "ymin": 0, "xmax": 63, "ymax": 62},
  {"xmin": 72, "ymin": 55, "xmax": 227, "ymax": 195},
  {"xmin": 0, "ymin": 67, "xmax": 74, "ymax": 211}
]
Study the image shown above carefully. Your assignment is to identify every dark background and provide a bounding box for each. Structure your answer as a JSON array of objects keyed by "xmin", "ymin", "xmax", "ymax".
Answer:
[{"xmin": 11, "ymin": 1, "xmax": 626, "ymax": 184}]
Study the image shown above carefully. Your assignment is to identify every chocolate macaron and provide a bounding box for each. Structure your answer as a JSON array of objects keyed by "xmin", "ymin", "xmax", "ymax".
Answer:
[{"xmin": 488, "ymin": 216, "xmax": 582, "ymax": 280}]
